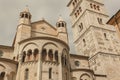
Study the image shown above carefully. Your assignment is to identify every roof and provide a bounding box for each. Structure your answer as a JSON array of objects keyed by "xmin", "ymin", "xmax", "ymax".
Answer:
[
  {"xmin": 107, "ymin": 9, "xmax": 120, "ymax": 25},
  {"xmin": 32, "ymin": 19, "xmax": 57, "ymax": 30},
  {"xmin": 12, "ymin": 19, "xmax": 57, "ymax": 47},
  {"xmin": 70, "ymin": 54, "xmax": 89, "ymax": 59},
  {"xmin": 0, "ymin": 45, "xmax": 13, "ymax": 49},
  {"xmin": 67, "ymin": 0, "xmax": 73, "ymax": 7}
]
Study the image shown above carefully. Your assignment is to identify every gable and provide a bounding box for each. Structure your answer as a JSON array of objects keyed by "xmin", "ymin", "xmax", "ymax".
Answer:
[{"xmin": 31, "ymin": 20, "xmax": 57, "ymax": 36}]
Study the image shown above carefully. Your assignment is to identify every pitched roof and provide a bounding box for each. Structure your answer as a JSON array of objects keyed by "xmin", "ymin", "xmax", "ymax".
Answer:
[
  {"xmin": 107, "ymin": 9, "xmax": 120, "ymax": 25},
  {"xmin": 32, "ymin": 19, "xmax": 57, "ymax": 30}
]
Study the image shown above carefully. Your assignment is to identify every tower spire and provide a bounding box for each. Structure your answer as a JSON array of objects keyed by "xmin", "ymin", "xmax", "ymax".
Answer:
[
  {"xmin": 23, "ymin": 5, "xmax": 29, "ymax": 12},
  {"xmin": 58, "ymin": 15, "xmax": 64, "ymax": 22}
]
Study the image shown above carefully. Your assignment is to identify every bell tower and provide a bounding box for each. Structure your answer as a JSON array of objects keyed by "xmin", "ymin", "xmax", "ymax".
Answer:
[
  {"xmin": 56, "ymin": 16, "xmax": 68, "ymax": 44},
  {"xmin": 67, "ymin": 0, "xmax": 120, "ymax": 76},
  {"xmin": 15, "ymin": 7, "xmax": 32, "ymax": 44},
  {"xmin": 19, "ymin": 7, "xmax": 31, "ymax": 25},
  {"xmin": 67, "ymin": 0, "xmax": 119, "ymax": 57},
  {"xmin": 13, "ymin": 7, "xmax": 32, "ymax": 58}
]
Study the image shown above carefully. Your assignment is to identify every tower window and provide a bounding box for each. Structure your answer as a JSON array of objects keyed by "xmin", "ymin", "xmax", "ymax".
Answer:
[
  {"xmin": 94, "ymin": 5, "xmax": 96, "ymax": 10},
  {"xmin": 21, "ymin": 14, "xmax": 24, "ymax": 18},
  {"xmin": 97, "ymin": 18, "xmax": 103, "ymax": 24},
  {"xmin": 25, "ymin": 69, "xmax": 29, "ymax": 80},
  {"xmin": 49, "ymin": 68, "xmax": 52, "ymax": 79},
  {"xmin": 75, "ymin": 0, "xmax": 77, "ymax": 3},
  {"xmin": 62, "ymin": 22, "xmax": 64, "ymax": 27},
  {"xmin": 58, "ymin": 23, "xmax": 61, "ymax": 27},
  {"xmin": 13, "ymin": 57, "xmax": 15, "ymax": 60},
  {"xmin": 104, "ymin": 33, "xmax": 108, "ymax": 40},
  {"xmin": 77, "ymin": 10, "xmax": 80, "ymax": 15},
  {"xmin": 78, "ymin": 23, "xmax": 83, "ymax": 32},
  {"xmin": 75, "ymin": 13, "xmax": 77, "ymax": 18},
  {"xmin": 83, "ymin": 39, "xmax": 86, "ymax": 46},
  {"xmin": 90, "ymin": 3, "xmax": 93, "ymax": 8},
  {"xmin": 25, "ymin": 14, "xmax": 28, "ymax": 18},
  {"xmin": 97, "ymin": 6, "xmax": 100, "ymax": 11},
  {"xmin": 79, "ymin": 7, "xmax": 82, "ymax": 12},
  {"xmin": 73, "ymin": 2, "xmax": 75, "ymax": 6}
]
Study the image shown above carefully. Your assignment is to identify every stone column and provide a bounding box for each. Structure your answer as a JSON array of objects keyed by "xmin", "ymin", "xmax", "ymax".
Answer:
[{"xmin": 37, "ymin": 48, "xmax": 42, "ymax": 80}]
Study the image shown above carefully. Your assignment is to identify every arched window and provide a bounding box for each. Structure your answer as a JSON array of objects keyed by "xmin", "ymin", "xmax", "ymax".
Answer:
[
  {"xmin": 94, "ymin": 4, "xmax": 96, "ymax": 10},
  {"xmin": 79, "ymin": 7, "xmax": 82, "ymax": 12},
  {"xmin": 21, "ymin": 14, "xmax": 24, "ymax": 18},
  {"xmin": 0, "ymin": 72, "xmax": 5, "ymax": 78},
  {"xmin": 77, "ymin": 10, "xmax": 80, "ymax": 15},
  {"xmin": 48, "ymin": 49, "xmax": 53, "ymax": 61},
  {"xmin": 104, "ymin": 33, "xmax": 108, "ymax": 40},
  {"xmin": 72, "ymin": 2, "xmax": 75, "ymax": 7},
  {"xmin": 75, "ymin": 0, "xmax": 77, "ymax": 3},
  {"xmin": 75, "ymin": 13, "xmax": 77, "ymax": 18},
  {"xmin": 27, "ymin": 49, "xmax": 32, "ymax": 60},
  {"xmin": 90, "ymin": 3, "xmax": 93, "ymax": 8},
  {"xmin": 80, "ymin": 73, "xmax": 91, "ymax": 80},
  {"xmin": 62, "ymin": 22, "xmax": 64, "ymax": 27},
  {"xmin": 25, "ymin": 69, "xmax": 29, "ymax": 80},
  {"xmin": 33, "ymin": 48, "xmax": 39, "ymax": 60},
  {"xmin": 97, "ymin": 6, "xmax": 100, "ymax": 11},
  {"xmin": 49, "ymin": 68, "xmax": 52, "ymax": 79},
  {"xmin": 57, "ymin": 23, "xmax": 61, "ymax": 27},
  {"xmin": 83, "ymin": 39, "xmax": 86, "ymax": 46},
  {"xmin": 97, "ymin": 18, "xmax": 103, "ymax": 24},
  {"xmin": 42, "ymin": 49, "xmax": 47, "ymax": 61},
  {"xmin": 13, "ymin": 57, "xmax": 15, "ymax": 60},
  {"xmin": 55, "ymin": 50, "xmax": 58, "ymax": 62},
  {"xmin": 78, "ymin": 23, "xmax": 83, "ymax": 32},
  {"xmin": 25, "ymin": 14, "xmax": 28, "ymax": 18},
  {"xmin": 22, "ymin": 51, "xmax": 26, "ymax": 62}
]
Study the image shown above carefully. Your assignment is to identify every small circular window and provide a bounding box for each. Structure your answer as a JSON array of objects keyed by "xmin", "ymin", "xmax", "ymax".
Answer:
[{"xmin": 74, "ymin": 61, "xmax": 80, "ymax": 67}]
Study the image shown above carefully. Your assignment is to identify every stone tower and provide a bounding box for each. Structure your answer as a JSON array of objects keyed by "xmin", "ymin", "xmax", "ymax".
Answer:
[
  {"xmin": 68, "ymin": 0, "xmax": 120, "ymax": 80},
  {"xmin": 16, "ymin": 7, "xmax": 31, "ymax": 43},
  {"xmin": 13, "ymin": 7, "xmax": 32, "ymax": 57},
  {"xmin": 56, "ymin": 16, "xmax": 68, "ymax": 44}
]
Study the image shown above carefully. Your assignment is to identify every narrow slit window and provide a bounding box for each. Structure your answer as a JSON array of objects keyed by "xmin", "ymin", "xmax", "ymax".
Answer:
[{"xmin": 49, "ymin": 68, "xmax": 52, "ymax": 79}]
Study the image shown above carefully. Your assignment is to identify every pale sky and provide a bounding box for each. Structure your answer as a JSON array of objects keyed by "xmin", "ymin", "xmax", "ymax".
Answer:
[{"xmin": 0, "ymin": 0, "xmax": 120, "ymax": 53}]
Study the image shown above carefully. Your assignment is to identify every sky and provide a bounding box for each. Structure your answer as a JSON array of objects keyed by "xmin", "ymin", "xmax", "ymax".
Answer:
[{"xmin": 0, "ymin": 0, "xmax": 120, "ymax": 53}]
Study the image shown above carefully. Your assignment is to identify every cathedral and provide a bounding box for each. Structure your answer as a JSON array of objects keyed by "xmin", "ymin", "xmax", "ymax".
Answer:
[{"xmin": 0, "ymin": 0, "xmax": 120, "ymax": 80}]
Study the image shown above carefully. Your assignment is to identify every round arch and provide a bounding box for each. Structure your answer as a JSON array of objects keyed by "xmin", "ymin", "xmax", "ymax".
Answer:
[
  {"xmin": 21, "ymin": 42, "xmax": 39, "ymax": 52},
  {"xmin": 80, "ymin": 73, "xmax": 92, "ymax": 80},
  {"xmin": 42, "ymin": 42, "xmax": 58, "ymax": 49}
]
